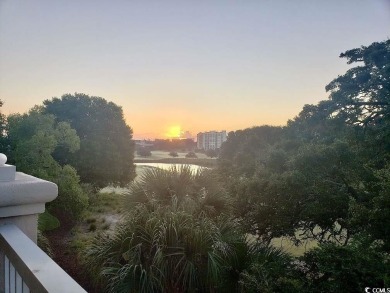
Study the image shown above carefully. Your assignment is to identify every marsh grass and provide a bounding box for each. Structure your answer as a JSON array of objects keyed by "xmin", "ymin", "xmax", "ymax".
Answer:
[
  {"xmin": 271, "ymin": 237, "xmax": 318, "ymax": 256},
  {"xmin": 70, "ymin": 192, "xmax": 125, "ymax": 265}
]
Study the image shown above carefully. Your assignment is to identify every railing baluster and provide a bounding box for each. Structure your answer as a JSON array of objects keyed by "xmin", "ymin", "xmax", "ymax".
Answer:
[
  {"xmin": 22, "ymin": 281, "xmax": 29, "ymax": 293},
  {"xmin": 2, "ymin": 255, "xmax": 30, "ymax": 293},
  {"xmin": 16, "ymin": 271, "xmax": 22, "ymax": 293},
  {"xmin": 10, "ymin": 261, "xmax": 15, "ymax": 293},
  {"xmin": 5, "ymin": 255, "xmax": 10, "ymax": 292}
]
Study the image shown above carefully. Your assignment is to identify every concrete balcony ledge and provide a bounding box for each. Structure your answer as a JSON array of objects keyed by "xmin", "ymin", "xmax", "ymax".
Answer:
[
  {"xmin": 0, "ymin": 155, "xmax": 86, "ymax": 292},
  {"xmin": 0, "ymin": 155, "xmax": 58, "ymax": 243},
  {"xmin": 0, "ymin": 172, "xmax": 58, "ymax": 217}
]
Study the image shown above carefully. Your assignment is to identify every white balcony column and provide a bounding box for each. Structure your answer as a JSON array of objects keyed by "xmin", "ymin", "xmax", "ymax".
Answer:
[{"xmin": 0, "ymin": 153, "xmax": 58, "ymax": 243}]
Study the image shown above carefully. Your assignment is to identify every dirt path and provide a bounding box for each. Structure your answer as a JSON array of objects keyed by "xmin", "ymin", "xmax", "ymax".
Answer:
[{"xmin": 46, "ymin": 221, "xmax": 97, "ymax": 293}]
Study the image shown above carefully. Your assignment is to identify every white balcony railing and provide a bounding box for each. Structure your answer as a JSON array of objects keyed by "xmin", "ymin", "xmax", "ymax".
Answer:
[
  {"xmin": 0, "ymin": 224, "xmax": 86, "ymax": 293},
  {"xmin": 0, "ymin": 154, "xmax": 86, "ymax": 293}
]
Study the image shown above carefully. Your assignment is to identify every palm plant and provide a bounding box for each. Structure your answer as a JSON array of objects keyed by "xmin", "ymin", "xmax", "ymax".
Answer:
[
  {"xmin": 238, "ymin": 242, "xmax": 302, "ymax": 293},
  {"xmin": 87, "ymin": 203, "xmax": 243, "ymax": 293},
  {"xmin": 125, "ymin": 165, "xmax": 230, "ymax": 217},
  {"xmin": 86, "ymin": 166, "xmax": 298, "ymax": 292}
]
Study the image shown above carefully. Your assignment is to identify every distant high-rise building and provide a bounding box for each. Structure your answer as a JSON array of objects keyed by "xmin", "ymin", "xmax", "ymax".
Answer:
[{"xmin": 197, "ymin": 131, "xmax": 227, "ymax": 150}]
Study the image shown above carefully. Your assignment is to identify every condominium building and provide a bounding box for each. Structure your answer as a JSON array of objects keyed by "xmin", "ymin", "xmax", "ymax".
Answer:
[{"xmin": 197, "ymin": 131, "xmax": 227, "ymax": 150}]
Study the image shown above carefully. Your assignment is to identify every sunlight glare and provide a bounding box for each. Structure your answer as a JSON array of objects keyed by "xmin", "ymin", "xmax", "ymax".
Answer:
[{"xmin": 166, "ymin": 125, "xmax": 182, "ymax": 138}]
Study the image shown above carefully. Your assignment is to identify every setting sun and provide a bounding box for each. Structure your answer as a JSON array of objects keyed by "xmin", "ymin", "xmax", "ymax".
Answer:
[{"xmin": 166, "ymin": 125, "xmax": 182, "ymax": 138}]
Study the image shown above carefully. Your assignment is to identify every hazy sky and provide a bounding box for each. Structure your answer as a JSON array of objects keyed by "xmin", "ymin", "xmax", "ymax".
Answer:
[{"xmin": 1, "ymin": 1, "xmax": 389, "ymax": 139}]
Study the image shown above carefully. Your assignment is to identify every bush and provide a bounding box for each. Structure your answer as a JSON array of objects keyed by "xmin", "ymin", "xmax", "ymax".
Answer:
[
  {"xmin": 86, "ymin": 204, "xmax": 299, "ymax": 293},
  {"xmin": 137, "ymin": 148, "xmax": 152, "ymax": 157},
  {"xmin": 50, "ymin": 165, "xmax": 89, "ymax": 221},
  {"xmin": 38, "ymin": 210, "xmax": 60, "ymax": 231},
  {"xmin": 37, "ymin": 230, "xmax": 54, "ymax": 257},
  {"xmin": 169, "ymin": 151, "xmax": 178, "ymax": 157},
  {"xmin": 125, "ymin": 165, "xmax": 230, "ymax": 217},
  {"xmin": 185, "ymin": 151, "xmax": 197, "ymax": 158},
  {"xmin": 239, "ymin": 244, "xmax": 302, "ymax": 293},
  {"xmin": 299, "ymin": 241, "xmax": 390, "ymax": 292},
  {"xmin": 206, "ymin": 149, "xmax": 218, "ymax": 158},
  {"xmin": 86, "ymin": 206, "xmax": 238, "ymax": 292}
]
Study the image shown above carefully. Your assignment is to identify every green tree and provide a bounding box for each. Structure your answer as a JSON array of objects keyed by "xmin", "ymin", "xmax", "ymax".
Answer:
[
  {"xmin": 219, "ymin": 126, "xmax": 284, "ymax": 177},
  {"xmin": 43, "ymin": 93, "xmax": 135, "ymax": 188},
  {"xmin": 6, "ymin": 108, "xmax": 79, "ymax": 176},
  {"xmin": 137, "ymin": 147, "xmax": 152, "ymax": 157},
  {"xmin": 219, "ymin": 40, "xmax": 390, "ymax": 247},
  {"xmin": 185, "ymin": 151, "xmax": 197, "ymax": 158},
  {"xmin": 51, "ymin": 165, "xmax": 89, "ymax": 220},
  {"xmin": 205, "ymin": 149, "xmax": 218, "ymax": 158},
  {"xmin": 299, "ymin": 239, "xmax": 389, "ymax": 292},
  {"xmin": 325, "ymin": 40, "xmax": 390, "ymax": 127},
  {"xmin": 6, "ymin": 108, "xmax": 87, "ymax": 220},
  {"xmin": 169, "ymin": 151, "xmax": 179, "ymax": 157},
  {"xmin": 349, "ymin": 164, "xmax": 390, "ymax": 249},
  {"xmin": 0, "ymin": 100, "xmax": 7, "ymax": 151}
]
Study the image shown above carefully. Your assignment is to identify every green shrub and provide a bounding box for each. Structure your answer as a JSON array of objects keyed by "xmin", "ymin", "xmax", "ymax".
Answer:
[
  {"xmin": 50, "ymin": 165, "xmax": 89, "ymax": 220},
  {"xmin": 38, "ymin": 209, "xmax": 60, "ymax": 231},
  {"xmin": 185, "ymin": 151, "xmax": 197, "ymax": 158},
  {"xmin": 299, "ymin": 240, "xmax": 390, "ymax": 292},
  {"xmin": 137, "ymin": 148, "xmax": 151, "ymax": 157},
  {"xmin": 86, "ymin": 217, "xmax": 97, "ymax": 224},
  {"xmin": 206, "ymin": 149, "xmax": 218, "ymax": 158},
  {"xmin": 37, "ymin": 230, "xmax": 54, "ymax": 257}
]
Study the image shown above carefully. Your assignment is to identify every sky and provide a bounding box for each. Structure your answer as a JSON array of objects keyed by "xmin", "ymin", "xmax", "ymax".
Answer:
[{"xmin": 0, "ymin": 1, "xmax": 389, "ymax": 139}]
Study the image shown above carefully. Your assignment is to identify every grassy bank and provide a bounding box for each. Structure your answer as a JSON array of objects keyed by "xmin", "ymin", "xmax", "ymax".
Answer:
[
  {"xmin": 134, "ymin": 150, "xmax": 217, "ymax": 167},
  {"xmin": 271, "ymin": 237, "xmax": 318, "ymax": 256},
  {"xmin": 135, "ymin": 150, "xmax": 211, "ymax": 160},
  {"xmin": 71, "ymin": 192, "xmax": 125, "ymax": 252}
]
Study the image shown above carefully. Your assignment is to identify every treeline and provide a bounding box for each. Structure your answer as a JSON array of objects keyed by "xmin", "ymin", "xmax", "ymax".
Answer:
[
  {"xmin": 0, "ymin": 93, "xmax": 135, "ymax": 224},
  {"xmin": 217, "ymin": 39, "xmax": 390, "ymax": 291},
  {"xmin": 82, "ymin": 39, "xmax": 389, "ymax": 293},
  {"xmin": 152, "ymin": 138, "xmax": 196, "ymax": 152},
  {"xmin": 135, "ymin": 138, "xmax": 197, "ymax": 157}
]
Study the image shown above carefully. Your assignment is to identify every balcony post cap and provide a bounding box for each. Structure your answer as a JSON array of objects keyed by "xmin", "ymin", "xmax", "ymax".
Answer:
[
  {"xmin": 0, "ymin": 153, "xmax": 16, "ymax": 182},
  {"xmin": 0, "ymin": 153, "xmax": 7, "ymax": 165}
]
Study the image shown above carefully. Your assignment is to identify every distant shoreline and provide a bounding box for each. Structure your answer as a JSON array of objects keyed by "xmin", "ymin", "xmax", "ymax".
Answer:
[{"xmin": 134, "ymin": 157, "xmax": 217, "ymax": 168}]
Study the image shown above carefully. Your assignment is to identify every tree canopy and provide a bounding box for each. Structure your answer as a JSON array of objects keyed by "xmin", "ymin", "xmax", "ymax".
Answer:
[
  {"xmin": 217, "ymin": 40, "xmax": 390, "ymax": 290},
  {"xmin": 325, "ymin": 40, "xmax": 390, "ymax": 126},
  {"xmin": 4, "ymin": 108, "xmax": 88, "ymax": 220},
  {"xmin": 43, "ymin": 93, "xmax": 135, "ymax": 188}
]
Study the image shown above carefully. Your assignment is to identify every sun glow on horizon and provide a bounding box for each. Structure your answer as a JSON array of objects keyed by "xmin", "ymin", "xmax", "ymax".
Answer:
[{"xmin": 165, "ymin": 125, "xmax": 182, "ymax": 138}]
